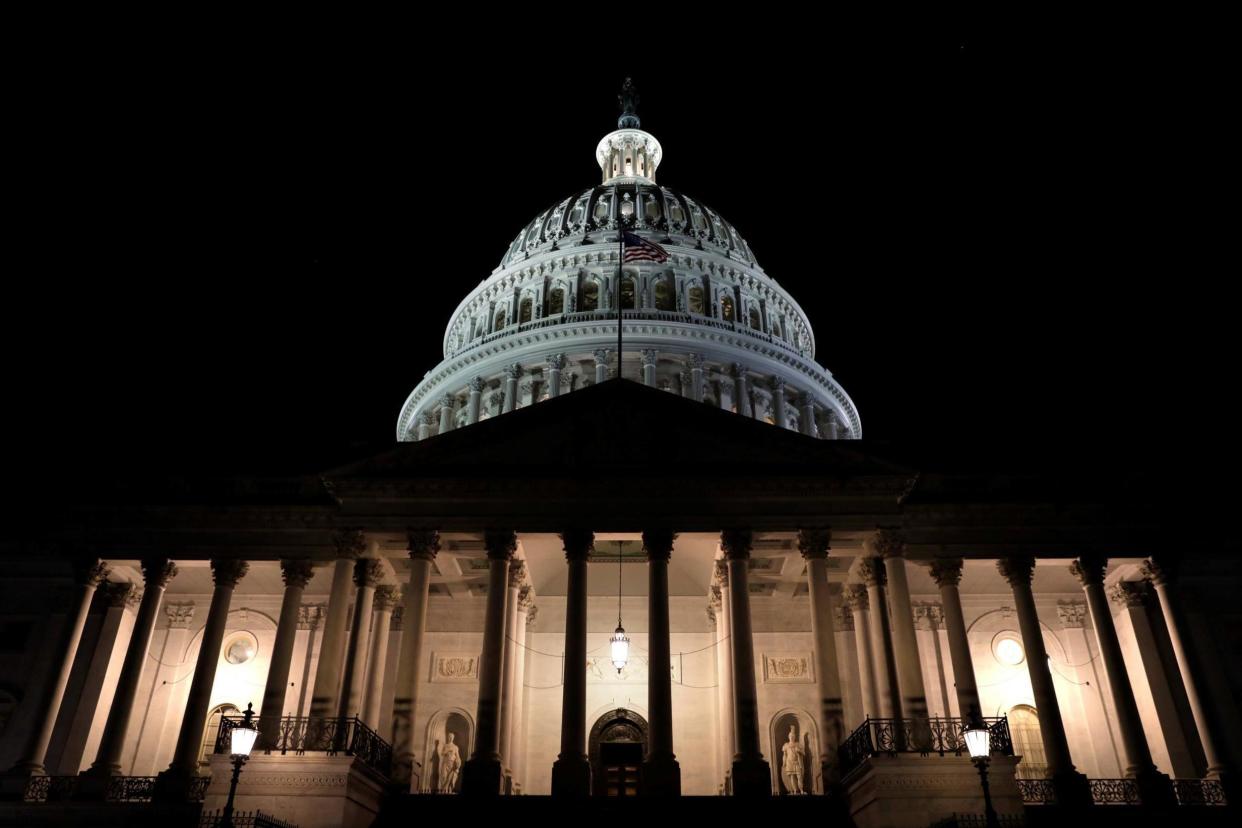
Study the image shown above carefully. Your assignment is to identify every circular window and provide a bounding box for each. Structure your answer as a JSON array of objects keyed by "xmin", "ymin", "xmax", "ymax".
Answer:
[
  {"xmin": 992, "ymin": 631, "xmax": 1025, "ymax": 666},
  {"xmin": 223, "ymin": 632, "xmax": 258, "ymax": 665}
]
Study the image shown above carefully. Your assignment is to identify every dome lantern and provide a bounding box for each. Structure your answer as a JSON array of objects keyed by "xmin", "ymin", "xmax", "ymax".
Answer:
[{"xmin": 597, "ymin": 79, "xmax": 662, "ymax": 185}]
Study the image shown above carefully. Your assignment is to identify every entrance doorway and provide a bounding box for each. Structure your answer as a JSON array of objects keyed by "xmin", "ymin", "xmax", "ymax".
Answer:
[{"xmin": 588, "ymin": 708, "xmax": 649, "ymax": 796}]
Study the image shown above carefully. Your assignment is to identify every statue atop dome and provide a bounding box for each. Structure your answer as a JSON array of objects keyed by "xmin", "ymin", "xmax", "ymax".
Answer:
[{"xmin": 618, "ymin": 78, "xmax": 640, "ymax": 129}]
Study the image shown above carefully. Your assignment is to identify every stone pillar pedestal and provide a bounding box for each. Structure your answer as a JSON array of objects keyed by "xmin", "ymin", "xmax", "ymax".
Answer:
[{"xmin": 203, "ymin": 753, "xmax": 385, "ymax": 828}]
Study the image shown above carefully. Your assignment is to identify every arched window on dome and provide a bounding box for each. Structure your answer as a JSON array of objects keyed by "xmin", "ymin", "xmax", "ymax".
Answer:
[
  {"xmin": 653, "ymin": 277, "xmax": 673, "ymax": 311},
  {"xmin": 749, "ymin": 306, "xmax": 762, "ymax": 331},
  {"xmin": 493, "ymin": 308, "xmax": 506, "ymax": 332},
  {"xmin": 721, "ymin": 296, "xmax": 735, "ymax": 322},
  {"xmin": 548, "ymin": 288, "xmax": 565, "ymax": 316},
  {"xmin": 620, "ymin": 276, "xmax": 636, "ymax": 310},
  {"xmin": 593, "ymin": 194, "xmax": 611, "ymax": 224},
  {"xmin": 688, "ymin": 285, "xmax": 705, "ymax": 315},
  {"xmin": 772, "ymin": 316, "xmax": 783, "ymax": 340},
  {"xmin": 519, "ymin": 297, "xmax": 533, "ymax": 325},
  {"xmin": 581, "ymin": 279, "xmax": 600, "ymax": 311}
]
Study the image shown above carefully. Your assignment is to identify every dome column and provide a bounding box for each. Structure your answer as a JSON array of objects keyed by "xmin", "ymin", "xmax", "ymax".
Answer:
[
  {"xmin": 641, "ymin": 349, "xmax": 658, "ymax": 387},
  {"xmin": 466, "ymin": 377, "xmax": 485, "ymax": 424},
  {"xmin": 732, "ymin": 364, "xmax": 752, "ymax": 417},
  {"xmin": 772, "ymin": 378, "xmax": 790, "ymax": 429},
  {"xmin": 503, "ymin": 364, "xmax": 521, "ymax": 413},
  {"xmin": 546, "ymin": 354, "xmax": 565, "ymax": 399},
  {"xmin": 438, "ymin": 394, "xmax": 455, "ymax": 433},
  {"xmin": 690, "ymin": 353, "xmax": 705, "ymax": 402},
  {"xmin": 800, "ymin": 393, "xmax": 818, "ymax": 437},
  {"xmin": 593, "ymin": 349, "xmax": 610, "ymax": 384},
  {"xmin": 416, "ymin": 413, "xmax": 432, "ymax": 441}
]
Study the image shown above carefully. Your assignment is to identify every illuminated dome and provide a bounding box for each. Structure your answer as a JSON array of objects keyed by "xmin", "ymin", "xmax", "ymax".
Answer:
[{"xmin": 396, "ymin": 80, "xmax": 861, "ymax": 442}]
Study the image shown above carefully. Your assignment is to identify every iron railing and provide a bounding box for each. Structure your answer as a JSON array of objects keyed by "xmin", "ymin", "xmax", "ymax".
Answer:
[
  {"xmin": 1018, "ymin": 776, "xmax": 1227, "ymax": 807},
  {"xmin": 1173, "ymin": 778, "xmax": 1227, "ymax": 806},
  {"xmin": 838, "ymin": 717, "xmax": 1013, "ymax": 776},
  {"xmin": 930, "ymin": 815, "xmax": 1027, "ymax": 828},
  {"xmin": 20, "ymin": 774, "xmax": 209, "ymax": 803},
  {"xmin": 1015, "ymin": 778, "xmax": 1056, "ymax": 804},
  {"xmin": 200, "ymin": 809, "xmax": 299, "ymax": 828},
  {"xmin": 214, "ymin": 715, "xmax": 393, "ymax": 778},
  {"xmin": 1088, "ymin": 778, "xmax": 1140, "ymax": 805}
]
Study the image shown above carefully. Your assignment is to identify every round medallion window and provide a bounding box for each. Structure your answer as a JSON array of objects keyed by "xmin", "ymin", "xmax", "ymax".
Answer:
[
  {"xmin": 223, "ymin": 632, "xmax": 258, "ymax": 665},
  {"xmin": 991, "ymin": 631, "xmax": 1025, "ymax": 666}
]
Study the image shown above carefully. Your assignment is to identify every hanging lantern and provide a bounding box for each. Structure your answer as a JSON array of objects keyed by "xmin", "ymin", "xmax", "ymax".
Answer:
[{"xmin": 610, "ymin": 624, "xmax": 630, "ymax": 672}]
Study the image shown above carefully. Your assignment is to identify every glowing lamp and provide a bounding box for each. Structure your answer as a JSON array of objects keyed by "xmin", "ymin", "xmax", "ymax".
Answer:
[
  {"xmin": 610, "ymin": 624, "xmax": 630, "ymax": 672},
  {"xmin": 964, "ymin": 720, "xmax": 991, "ymax": 760},
  {"xmin": 230, "ymin": 703, "xmax": 258, "ymax": 758}
]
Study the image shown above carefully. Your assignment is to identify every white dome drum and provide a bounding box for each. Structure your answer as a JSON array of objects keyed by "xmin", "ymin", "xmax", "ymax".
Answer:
[{"xmin": 396, "ymin": 82, "xmax": 860, "ymax": 443}]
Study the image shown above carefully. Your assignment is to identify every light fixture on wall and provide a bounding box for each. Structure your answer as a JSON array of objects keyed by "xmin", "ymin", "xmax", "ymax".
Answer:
[{"xmin": 610, "ymin": 541, "xmax": 629, "ymax": 673}]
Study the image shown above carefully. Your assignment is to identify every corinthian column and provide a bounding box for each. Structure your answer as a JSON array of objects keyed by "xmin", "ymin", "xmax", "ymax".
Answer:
[
  {"xmin": 868, "ymin": 530, "xmax": 929, "ymax": 727},
  {"xmin": 859, "ymin": 558, "xmax": 903, "ymax": 723},
  {"xmin": 713, "ymin": 563, "xmax": 737, "ymax": 791},
  {"xmin": 772, "ymin": 378, "xmax": 789, "ymax": 429},
  {"xmin": 463, "ymin": 529, "xmax": 516, "ymax": 797},
  {"xmin": 438, "ymin": 394, "xmax": 455, "ymax": 433},
  {"xmin": 84, "ymin": 559, "xmax": 178, "ymax": 786},
  {"xmin": 257, "ymin": 559, "xmax": 314, "ymax": 747},
  {"xmin": 510, "ymin": 589, "xmax": 534, "ymax": 790},
  {"xmin": 3, "ymin": 558, "xmax": 108, "ymax": 791},
  {"xmin": 546, "ymin": 354, "xmax": 566, "ymax": 398},
  {"xmin": 498, "ymin": 560, "xmax": 526, "ymax": 788},
  {"xmin": 466, "ymin": 377, "xmax": 485, "ymax": 424},
  {"xmin": 1070, "ymin": 556, "xmax": 1175, "ymax": 807},
  {"xmin": 551, "ymin": 529, "xmax": 593, "ymax": 797},
  {"xmin": 996, "ymin": 556, "xmax": 1090, "ymax": 807},
  {"xmin": 927, "ymin": 557, "xmax": 981, "ymax": 721},
  {"xmin": 155, "ymin": 558, "xmax": 248, "ymax": 801},
  {"xmin": 642, "ymin": 529, "xmax": 681, "ymax": 795},
  {"xmin": 720, "ymin": 529, "xmax": 771, "ymax": 797},
  {"xmin": 689, "ymin": 353, "xmax": 705, "ymax": 402},
  {"xmin": 798, "ymin": 528, "xmax": 844, "ymax": 788},
  {"xmin": 363, "ymin": 586, "xmax": 400, "ymax": 728},
  {"xmin": 732, "ymin": 364, "xmax": 752, "ymax": 417},
  {"xmin": 845, "ymin": 585, "xmax": 880, "ymax": 720},
  {"xmin": 641, "ymin": 349, "xmax": 658, "ymax": 387},
  {"xmin": 593, "ymin": 350, "xmax": 610, "ymax": 384},
  {"xmin": 503, "ymin": 364, "xmax": 521, "ymax": 412},
  {"xmin": 338, "ymin": 558, "xmax": 383, "ymax": 721},
  {"xmin": 310, "ymin": 529, "xmax": 364, "ymax": 720},
  {"xmin": 416, "ymin": 413, "xmax": 432, "ymax": 441},
  {"xmin": 393, "ymin": 529, "xmax": 439, "ymax": 790}
]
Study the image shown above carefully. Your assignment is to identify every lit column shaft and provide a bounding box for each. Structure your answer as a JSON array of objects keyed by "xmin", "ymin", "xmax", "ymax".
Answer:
[
  {"xmin": 870, "ymin": 531, "xmax": 929, "ymax": 724},
  {"xmin": 928, "ymin": 558, "xmax": 982, "ymax": 719},
  {"xmin": 466, "ymin": 377, "xmax": 484, "ymax": 424},
  {"xmin": 503, "ymin": 365, "xmax": 520, "ymax": 413},
  {"xmin": 463, "ymin": 529, "xmax": 516, "ymax": 796},
  {"xmin": 257, "ymin": 559, "xmax": 313, "ymax": 746},
  {"xmin": 845, "ymin": 585, "xmax": 881, "ymax": 719},
  {"xmin": 860, "ymin": 558, "xmax": 903, "ymax": 723},
  {"xmin": 310, "ymin": 530, "xmax": 364, "ymax": 719},
  {"xmin": 798, "ymin": 529, "xmax": 844, "ymax": 787},
  {"xmin": 551, "ymin": 529, "xmax": 592, "ymax": 797},
  {"xmin": 394, "ymin": 530, "xmax": 439, "ymax": 791},
  {"xmin": 498, "ymin": 560, "xmax": 525, "ymax": 784},
  {"xmin": 338, "ymin": 558, "xmax": 383, "ymax": 720},
  {"xmin": 362, "ymin": 586, "xmax": 399, "ymax": 727}
]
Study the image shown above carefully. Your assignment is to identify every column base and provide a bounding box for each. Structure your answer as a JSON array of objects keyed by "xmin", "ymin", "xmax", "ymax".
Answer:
[
  {"xmin": 460, "ymin": 756, "xmax": 504, "ymax": 797},
  {"xmin": 641, "ymin": 755, "xmax": 681, "ymax": 796},
  {"xmin": 1134, "ymin": 767, "xmax": 1177, "ymax": 809},
  {"xmin": 0, "ymin": 765, "xmax": 45, "ymax": 802},
  {"xmin": 152, "ymin": 764, "xmax": 198, "ymax": 804},
  {"xmin": 1051, "ymin": 769, "xmax": 1092, "ymax": 808},
  {"xmin": 551, "ymin": 754, "xmax": 591, "ymax": 797},
  {"xmin": 74, "ymin": 763, "xmax": 122, "ymax": 801},
  {"xmin": 731, "ymin": 756, "xmax": 772, "ymax": 797}
]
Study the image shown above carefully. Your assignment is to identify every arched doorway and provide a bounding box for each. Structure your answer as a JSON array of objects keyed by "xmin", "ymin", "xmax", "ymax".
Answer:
[
  {"xmin": 199, "ymin": 703, "xmax": 240, "ymax": 767},
  {"xmin": 1009, "ymin": 705, "xmax": 1047, "ymax": 779},
  {"xmin": 588, "ymin": 708, "xmax": 649, "ymax": 796}
]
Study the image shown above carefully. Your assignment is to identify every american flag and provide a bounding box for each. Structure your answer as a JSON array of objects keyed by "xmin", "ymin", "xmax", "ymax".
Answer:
[{"xmin": 621, "ymin": 231, "xmax": 670, "ymax": 263}]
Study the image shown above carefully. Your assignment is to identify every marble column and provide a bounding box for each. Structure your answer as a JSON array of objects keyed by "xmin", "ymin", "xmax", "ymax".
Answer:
[
  {"xmin": 720, "ymin": 529, "xmax": 771, "ymax": 797},
  {"xmin": 593, "ymin": 349, "xmax": 610, "ymax": 384},
  {"xmin": 546, "ymin": 354, "xmax": 565, "ymax": 398},
  {"xmin": 551, "ymin": 529, "xmax": 592, "ymax": 797},
  {"xmin": 800, "ymin": 394, "xmax": 817, "ymax": 437},
  {"xmin": 510, "ymin": 589, "xmax": 534, "ymax": 791},
  {"xmin": 363, "ymin": 586, "xmax": 399, "ymax": 728},
  {"xmin": 466, "ymin": 377, "xmax": 485, "ymax": 424},
  {"xmin": 642, "ymin": 530, "xmax": 681, "ymax": 795},
  {"xmin": 463, "ymin": 529, "xmax": 516, "ymax": 797},
  {"xmin": 3, "ymin": 559, "xmax": 108, "ymax": 789},
  {"xmin": 498, "ymin": 560, "xmax": 526, "ymax": 788},
  {"xmin": 928, "ymin": 557, "xmax": 982, "ymax": 720},
  {"xmin": 393, "ymin": 530, "xmax": 439, "ymax": 790},
  {"xmin": 503, "ymin": 364, "xmax": 521, "ymax": 412},
  {"xmin": 438, "ymin": 394, "xmax": 454, "ymax": 433},
  {"xmin": 83, "ymin": 559, "xmax": 178, "ymax": 785},
  {"xmin": 824, "ymin": 411, "xmax": 840, "ymax": 440},
  {"xmin": 996, "ymin": 556, "xmax": 1090, "ymax": 807},
  {"xmin": 714, "ymin": 564, "xmax": 738, "ymax": 790},
  {"xmin": 256, "ymin": 559, "xmax": 314, "ymax": 748},
  {"xmin": 641, "ymin": 349, "xmax": 658, "ymax": 387},
  {"xmin": 155, "ymin": 558, "xmax": 248, "ymax": 800},
  {"xmin": 416, "ymin": 413, "xmax": 432, "ymax": 441},
  {"xmin": 772, "ymin": 378, "xmax": 789, "ymax": 429},
  {"xmin": 845, "ymin": 585, "xmax": 881, "ymax": 720},
  {"xmin": 732, "ymin": 364, "xmax": 752, "ymax": 417},
  {"xmin": 1071, "ymin": 556, "xmax": 1175, "ymax": 806},
  {"xmin": 798, "ymin": 529, "xmax": 844, "ymax": 788},
  {"xmin": 310, "ymin": 530, "xmax": 363, "ymax": 720},
  {"xmin": 859, "ymin": 558, "xmax": 903, "ymax": 724},
  {"xmin": 690, "ymin": 353, "xmax": 705, "ymax": 402},
  {"xmin": 1143, "ymin": 557, "xmax": 1236, "ymax": 792},
  {"xmin": 338, "ymin": 558, "xmax": 383, "ymax": 722},
  {"xmin": 869, "ymin": 531, "xmax": 929, "ymax": 729}
]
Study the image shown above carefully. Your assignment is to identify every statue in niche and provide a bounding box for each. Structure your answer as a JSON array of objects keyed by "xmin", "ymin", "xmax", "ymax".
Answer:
[
  {"xmin": 781, "ymin": 726, "xmax": 805, "ymax": 795},
  {"xmin": 438, "ymin": 733, "xmax": 462, "ymax": 793}
]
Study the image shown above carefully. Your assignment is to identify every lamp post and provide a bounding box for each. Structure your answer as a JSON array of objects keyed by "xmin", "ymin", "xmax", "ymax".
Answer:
[
  {"xmin": 221, "ymin": 702, "xmax": 258, "ymax": 828},
  {"xmin": 964, "ymin": 714, "xmax": 1000, "ymax": 828}
]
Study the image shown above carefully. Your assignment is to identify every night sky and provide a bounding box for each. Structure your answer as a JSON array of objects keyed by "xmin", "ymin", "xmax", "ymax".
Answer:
[{"xmin": 7, "ymin": 28, "xmax": 1232, "ymax": 489}]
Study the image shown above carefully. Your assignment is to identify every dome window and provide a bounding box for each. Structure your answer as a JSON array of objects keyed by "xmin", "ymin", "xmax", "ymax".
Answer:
[
  {"xmin": 620, "ymin": 276, "xmax": 636, "ymax": 309},
  {"xmin": 721, "ymin": 296, "xmax": 735, "ymax": 322},
  {"xmin": 581, "ymin": 279, "xmax": 600, "ymax": 311},
  {"xmin": 568, "ymin": 194, "xmax": 588, "ymax": 228},
  {"xmin": 494, "ymin": 309, "xmax": 506, "ymax": 331},
  {"xmin": 666, "ymin": 197, "xmax": 685, "ymax": 227},
  {"xmin": 688, "ymin": 286, "xmax": 705, "ymax": 315},
  {"xmin": 593, "ymin": 195, "xmax": 611, "ymax": 224},
  {"xmin": 519, "ymin": 298, "xmax": 533, "ymax": 324},
  {"xmin": 548, "ymin": 288, "xmax": 565, "ymax": 315},
  {"xmin": 644, "ymin": 197, "xmax": 661, "ymax": 223},
  {"xmin": 654, "ymin": 278, "xmax": 673, "ymax": 311},
  {"xmin": 749, "ymin": 307, "xmax": 762, "ymax": 331}
]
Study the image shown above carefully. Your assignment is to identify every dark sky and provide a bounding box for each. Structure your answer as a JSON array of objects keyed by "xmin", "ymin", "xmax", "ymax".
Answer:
[{"xmin": 7, "ymin": 26, "xmax": 1232, "ymax": 482}]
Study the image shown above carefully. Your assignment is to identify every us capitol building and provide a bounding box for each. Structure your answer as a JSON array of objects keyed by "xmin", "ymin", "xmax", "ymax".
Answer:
[{"xmin": 0, "ymin": 84, "xmax": 1237, "ymax": 827}]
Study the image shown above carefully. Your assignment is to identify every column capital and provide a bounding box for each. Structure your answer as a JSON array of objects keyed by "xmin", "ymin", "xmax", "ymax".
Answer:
[
  {"xmin": 333, "ymin": 528, "xmax": 367, "ymax": 560},
  {"xmin": 770, "ymin": 376, "xmax": 786, "ymax": 392},
  {"xmin": 298, "ymin": 603, "xmax": 325, "ymax": 630},
  {"xmin": 419, "ymin": 412, "xmax": 433, "ymax": 425},
  {"xmin": 709, "ymin": 584, "xmax": 722, "ymax": 610},
  {"xmin": 844, "ymin": 583, "xmax": 869, "ymax": 611},
  {"xmin": 546, "ymin": 353, "xmax": 566, "ymax": 371},
  {"xmin": 210, "ymin": 558, "xmax": 249, "ymax": 588},
  {"xmin": 407, "ymin": 529, "xmax": 441, "ymax": 561},
  {"xmin": 858, "ymin": 557, "xmax": 887, "ymax": 587},
  {"xmin": 518, "ymin": 585, "xmax": 535, "ymax": 612},
  {"xmin": 642, "ymin": 529, "xmax": 677, "ymax": 562},
  {"xmin": 713, "ymin": 559, "xmax": 729, "ymax": 587},
  {"xmin": 508, "ymin": 559, "xmax": 528, "ymax": 589},
  {"xmin": 469, "ymin": 376, "xmax": 485, "ymax": 393},
  {"xmin": 1108, "ymin": 580, "xmax": 1153, "ymax": 609},
  {"xmin": 800, "ymin": 391, "xmax": 818, "ymax": 409},
  {"xmin": 732, "ymin": 362, "xmax": 749, "ymax": 378},
  {"xmin": 796, "ymin": 528, "xmax": 831, "ymax": 560},
  {"xmin": 504, "ymin": 362, "xmax": 523, "ymax": 380},
  {"xmin": 485, "ymin": 529, "xmax": 519, "ymax": 561},
  {"xmin": 353, "ymin": 558, "xmax": 384, "ymax": 588},
  {"xmin": 689, "ymin": 352, "xmax": 705, "ymax": 369},
  {"xmin": 104, "ymin": 581, "xmax": 138, "ymax": 609},
  {"xmin": 706, "ymin": 604, "xmax": 717, "ymax": 626},
  {"xmin": 913, "ymin": 602, "xmax": 944, "ymax": 630},
  {"xmin": 592, "ymin": 348, "xmax": 610, "ymax": 364},
  {"xmin": 1069, "ymin": 555, "xmax": 1108, "ymax": 587},
  {"xmin": 165, "ymin": 602, "xmax": 195, "ymax": 628},
  {"xmin": 834, "ymin": 604, "xmax": 855, "ymax": 631},
  {"xmin": 141, "ymin": 558, "xmax": 179, "ymax": 588},
  {"xmin": 559, "ymin": 529, "xmax": 593, "ymax": 562},
  {"xmin": 73, "ymin": 558, "xmax": 111, "ymax": 587},
  {"xmin": 441, "ymin": 392, "xmax": 455, "ymax": 408},
  {"xmin": 525, "ymin": 604, "xmax": 539, "ymax": 628},
  {"xmin": 1056, "ymin": 600, "xmax": 1088, "ymax": 628},
  {"xmin": 640, "ymin": 348, "xmax": 658, "ymax": 366},
  {"xmin": 280, "ymin": 558, "xmax": 315, "ymax": 589},
  {"xmin": 865, "ymin": 527, "xmax": 905, "ymax": 558},
  {"xmin": 1140, "ymin": 556, "xmax": 1177, "ymax": 586},
  {"xmin": 719, "ymin": 528, "xmax": 753, "ymax": 561},
  {"xmin": 996, "ymin": 555, "xmax": 1035, "ymax": 587},
  {"xmin": 927, "ymin": 557, "xmax": 963, "ymax": 587},
  {"xmin": 374, "ymin": 585, "xmax": 401, "ymax": 612}
]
